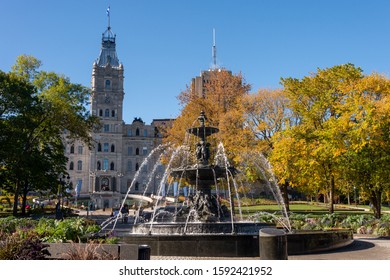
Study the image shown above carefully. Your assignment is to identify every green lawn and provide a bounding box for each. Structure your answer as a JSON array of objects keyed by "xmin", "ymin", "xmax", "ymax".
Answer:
[{"xmin": 237, "ymin": 201, "xmax": 390, "ymax": 216}]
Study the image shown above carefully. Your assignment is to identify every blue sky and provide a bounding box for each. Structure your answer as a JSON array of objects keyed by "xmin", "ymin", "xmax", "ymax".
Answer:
[{"xmin": 1, "ymin": 0, "xmax": 390, "ymax": 124}]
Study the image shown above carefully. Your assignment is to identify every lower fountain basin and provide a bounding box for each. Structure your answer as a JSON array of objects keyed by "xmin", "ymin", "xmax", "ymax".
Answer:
[
  {"xmin": 118, "ymin": 228, "xmax": 353, "ymax": 258},
  {"xmin": 132, "ymin": 222, "xmax": 270, "ymax": 235}
]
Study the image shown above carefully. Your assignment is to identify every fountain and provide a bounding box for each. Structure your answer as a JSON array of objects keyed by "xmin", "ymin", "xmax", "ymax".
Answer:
[
  {"xmin": 106, "ymin": 111, "xmax": 353, "ymax": 258},
  {"xmin": 130, "ymin": 111, "xmax": 269, "ymax": 238}
]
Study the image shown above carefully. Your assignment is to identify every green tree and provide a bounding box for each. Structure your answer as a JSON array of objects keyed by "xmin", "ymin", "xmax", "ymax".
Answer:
[{"xmin": 1, "ymin": 55, "xmax": 99, "ymax": 215}]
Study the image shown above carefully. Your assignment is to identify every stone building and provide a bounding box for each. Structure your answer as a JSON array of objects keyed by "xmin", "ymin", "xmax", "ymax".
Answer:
[{"xmin": 64, "ymin": 21, "xmax": 171, "ymax": 209}]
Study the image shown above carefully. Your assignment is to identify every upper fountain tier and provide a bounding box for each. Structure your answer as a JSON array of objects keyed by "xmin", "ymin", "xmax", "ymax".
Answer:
[{"xmin": 187, "ymin": 111, "xmax": 219, "ymax": 141}]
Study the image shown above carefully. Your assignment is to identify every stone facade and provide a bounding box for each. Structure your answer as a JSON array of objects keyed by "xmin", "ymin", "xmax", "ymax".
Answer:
[{"xmin": 64, "ymin": 24, "xmax": 171, "ymax": 209}]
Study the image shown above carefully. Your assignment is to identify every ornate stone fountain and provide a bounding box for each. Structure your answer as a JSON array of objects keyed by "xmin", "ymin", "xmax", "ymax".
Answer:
[
  {"xmin": 130, "ymin": 111, "xmax": 265, "ymax": 236},
  {"xmin": 170, "ymin": 111, "xmax": 234, "ymax": 222}
]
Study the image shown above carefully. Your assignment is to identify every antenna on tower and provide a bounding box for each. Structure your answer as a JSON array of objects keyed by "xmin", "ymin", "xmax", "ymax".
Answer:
[{"xmin": 212, "ymin": 28, "xmax": 217, "ymax": 70}]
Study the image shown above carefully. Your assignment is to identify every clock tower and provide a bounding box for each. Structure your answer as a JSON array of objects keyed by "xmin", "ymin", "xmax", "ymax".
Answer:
[{"xmin": 89, "ymin": 20, "xmax": 125, "ymax": 209}]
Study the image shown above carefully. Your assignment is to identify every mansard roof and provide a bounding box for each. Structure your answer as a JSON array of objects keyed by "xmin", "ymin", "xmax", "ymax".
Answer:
[{"xmin": 96, "ymin": 27, "xmax": 120, "ymax": 67}]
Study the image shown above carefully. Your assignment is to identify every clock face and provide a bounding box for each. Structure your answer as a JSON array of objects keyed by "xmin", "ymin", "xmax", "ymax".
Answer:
[{"xmin": 105, "ymin": 96, "xmax": 111, "ymax": 104}]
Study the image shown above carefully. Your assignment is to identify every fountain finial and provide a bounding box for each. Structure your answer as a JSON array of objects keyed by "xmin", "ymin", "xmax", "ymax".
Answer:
[{"xmin": 198, "ymin": 111, "xmax": 206, "ymax": 127}]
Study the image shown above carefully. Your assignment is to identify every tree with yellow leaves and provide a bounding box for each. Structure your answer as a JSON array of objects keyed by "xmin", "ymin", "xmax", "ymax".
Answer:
[
  {"xmin": 164, "ymin": 70, "xmax": 252, "ymax": 165},
  {"xmin": 278, "ymin": 64, "xmax": 364, "ymax": 213}
]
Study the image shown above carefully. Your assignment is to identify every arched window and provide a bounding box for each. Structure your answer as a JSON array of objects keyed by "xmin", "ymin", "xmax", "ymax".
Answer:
[
  {"xmin": 98, "ymin": 143, "xmax": 102, "ymax": 152},
  {"xmin": 111, "ymin": 144, "xmax": 115, "ymax": 152},
  {"xmin": 136, "ymin": 128, "xmax": 140, "ymax": 136},
  {"xmin": 77, "ymin": 160, "xmax": 82, "ymax": 171},
  {"xmin": 103, "ymin": 159, "xmax": 109, "ymax": 170},
  {"xmin": 69, "ymin": 161, "xmax": 74, "ymax": 170},
  {"xmin": 136, "ymin": 148, "xmax": 140, "ymax": 155},
  {"xmin": 135, "ymin": 163, "xmax": 139, "ymax": 171},
  {"xmin": 110, "ymin": 162, "xmax": 115, "ymax": 171},
  {"xmin": 97, "ymin": 161, "xmax": 101, "ymax": 170},
  {"xmin": 70, "ymin": 145, "xmax": 74, "ymax": 154},
  {"xmin": 104, "ymin": 109, "xmax": 110, "ymax": 117},
  {"xmin": 99, "ymin": 109, "xmax": 103, "ymax": 117},
  {"xmin": 105, "ymin": 79, "xmax": 111, "ymax": 88},
  {"xmin": 111, "ymin": 110, "xmax": 115, "ymax": 117}
]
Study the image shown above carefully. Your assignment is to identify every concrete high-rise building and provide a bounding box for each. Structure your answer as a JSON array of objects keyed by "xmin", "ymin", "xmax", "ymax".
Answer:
[{"xmin": 63, "ymin": 17, "xmax": 171, "ymax": 209}]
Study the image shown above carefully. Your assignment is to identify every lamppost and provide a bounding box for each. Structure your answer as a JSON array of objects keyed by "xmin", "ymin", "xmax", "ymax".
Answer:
[{"xmin": 57, "ymin": 174, "xmax": 70, "ymax": 219}]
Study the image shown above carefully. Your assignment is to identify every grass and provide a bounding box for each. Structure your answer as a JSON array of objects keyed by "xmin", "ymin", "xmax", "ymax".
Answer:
[{"xmin": 236, "ymin": 201, "xmax": 390, "ymax": 217}]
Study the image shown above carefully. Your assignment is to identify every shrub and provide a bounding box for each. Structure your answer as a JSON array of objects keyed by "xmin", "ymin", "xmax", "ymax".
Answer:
[
  {"xmin": 0, "ymin": 217, "xmax": 37, "ymax": 234},
  {"xmin": 35, "ymin": 217, "xmax": 100, "ymax": 243},
  {"xmin": 0, "ymin": 230, "xmax": 50, "ymax": 260},
  {"xmin": 61, "ymin": 241, "xmax": 117, "ymax": 260}
]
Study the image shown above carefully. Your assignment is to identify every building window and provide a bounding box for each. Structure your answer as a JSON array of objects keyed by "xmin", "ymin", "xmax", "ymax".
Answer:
[
  {"xmin": 127, "ymin": 160, "xmax": 132, "ymax": 171},
  {"xmin": 144, "ymin": 129, "xmax": 148, "ymax": 137},
  {"xmin": 143, "ymin": 147, "xmax": 148, "ymax": 156},
  {"xmin": 99, "ymin": 109, "xmax": 103, "ymax": 117},
  {"xmin": 103, "ymin": 159, "xmax": 109, "ymax": 171},
  {"xmin": 104, "ymin": 109, "xmax": 110, "ymax": 117},
  {"xmin": 97, "ymin": 161, "xmax": 101, "ymax": 170},
  {"xmin": 127, "ymin": 129, "xmax": 132, "ymax": 136},
  {"xmin": 69, "ymin": 161, "xmax": 74, "ymax": 170},
  {"xmin": 128, "ymin": 146, "xmax": 133, "ymax": 156},
  {"xmin": 70, "ymin": 145, "xmax": 74, "ymax": 154},
  {"xmin": 135, "ymin": 163, "xmax": 139, "ymax": 171},
  {"xmin": 104, "ymin": 124, "xmax": 109, "ymax": 132},
  {"xmin": 103, "ymin": 143, "xmax": 109, "ymax": 152},
  {"xmin": 105, "ymin": 79, "xmax": 111, "ymax": 89},
  {"xmin": 110, "ymin": 162, "xmax": 115, "ymax": 171},
  {"xmin": 78, "ymin": 145, "xmax": 83, "ymax": 154},
  {"xmin": 135, "ymin": 181, "xmax": 139, "ymax": 191},
  {"xmin": 136, "ymin": 148, "xmax": 139, "ymax": 155},
  {"xmin": 136, "ymin": 128, "xmax": 140, "ymax": 136},
  {"xmin": 111, "ymin": 110, "xmax": 115, "ymax": 117},
  {"xmin": 98, "ymin": 143, "xmax": 102, "ymax": 152},
  {"xmin": 77, "ymin": 160, "xmax": 82, "ymax": 171},
  {"xmin": 111, "ymin": 144, "xmax": 115, "ymax": 152}
]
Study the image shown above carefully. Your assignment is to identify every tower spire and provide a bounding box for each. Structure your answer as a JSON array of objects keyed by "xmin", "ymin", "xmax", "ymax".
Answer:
[{"xmin": 96, "ymin": 6, "xmax": 120, "ymax": 67}]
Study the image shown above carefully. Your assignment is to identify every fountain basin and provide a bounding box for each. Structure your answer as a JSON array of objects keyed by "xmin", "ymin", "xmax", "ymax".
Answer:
[
  {"xmin": 286, "ymin": 229, "xmax": 354, "ymax": 255},
  {"xmin": 132, "ymin": 222, "xmax": 271, "ymax": 235},
  {"xmin": 118, "ymin": 228, "xmax": 353, "ymax": 258}
]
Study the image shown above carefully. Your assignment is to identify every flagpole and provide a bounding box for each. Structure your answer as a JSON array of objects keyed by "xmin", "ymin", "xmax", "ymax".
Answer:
[{"xmin": 107, "ymin": 6, "xmax": 111, "ymax": 30}]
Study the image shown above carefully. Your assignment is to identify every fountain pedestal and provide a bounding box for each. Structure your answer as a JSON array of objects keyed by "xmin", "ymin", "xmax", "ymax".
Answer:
[{"xmin": 170, "ymin": 111, "xmax": 232, "ymax": 222}]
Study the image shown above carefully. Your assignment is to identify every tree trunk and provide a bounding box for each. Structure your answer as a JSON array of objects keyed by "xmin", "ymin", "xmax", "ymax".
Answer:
[
  {"xmin": 12, "ymin": 181, "xmax": 20, "ymax": 216},
  {"xmin": 329, "ymin": 173, "xmax": 335, "ymax": 213},
  {"xmin": 370, "ymin": 188, "xmax": 382, "ymax": 219},
  {"xmin": 280, "ymin": 182, "xmax": 290, "ymax": 212}
]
